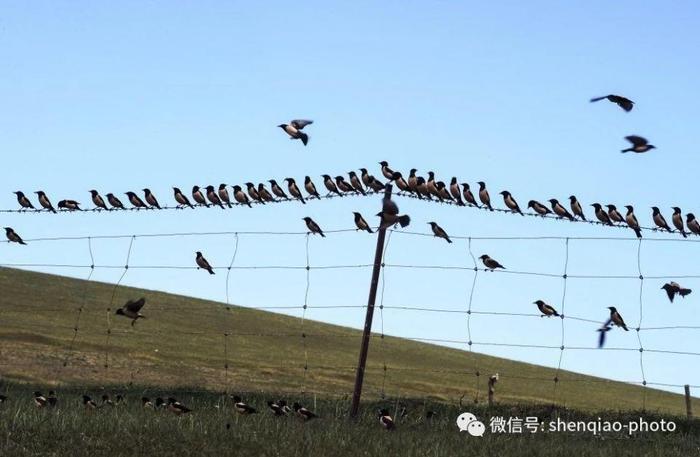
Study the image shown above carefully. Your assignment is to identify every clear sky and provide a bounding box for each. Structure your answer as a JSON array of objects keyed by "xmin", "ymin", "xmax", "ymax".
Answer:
[{"xmin": 1, "ymin": 1, "xmax": 700, "ymax": 399}]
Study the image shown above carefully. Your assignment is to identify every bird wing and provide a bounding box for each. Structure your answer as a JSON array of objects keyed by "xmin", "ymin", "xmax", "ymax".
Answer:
[
  {"xmin": 625, "ymin": 135, "xmax": 647, "ymax": 146},
  {"xmin": 291, "ymin": 119, "xmax": 313, "ymax": 130},
  {"xmin": 125, "ymin": 298, "xmax": 145, "ymax": 313},
  {"xmin": 663, "ymin": 285, "xmax": 675, "ymax": 302},
  {"xmin": 613, "ymin": 97, "xmax": 634, "ymax": 112}
]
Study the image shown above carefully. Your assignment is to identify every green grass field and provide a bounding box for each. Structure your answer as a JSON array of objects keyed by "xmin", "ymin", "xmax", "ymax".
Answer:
[{"xmin": 1, "ymin": 266, "xmax": 699, "ymax": 455}]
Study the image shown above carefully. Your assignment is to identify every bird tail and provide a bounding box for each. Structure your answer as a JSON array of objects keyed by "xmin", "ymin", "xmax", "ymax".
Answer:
[
  {"xmin": 366, "ymin": 227, "xmax": 374, "ymax": 234},
  {"xmin": 208, "ymin": 268, "xmax": 215, "ymax": 275},
  {"xmin": 589, "ymin": 96, "xmax": 606, "ymax": 102},
  {"xmin": 632, "ymin": 227, "xmax": 642, "ymax": 239},
  {"xmin": 622, "ymin": 325, "xmax": 629, "ymax": 331},
  {"xmin": 320, "ymin": 232, "xmax": 326, "ymax": 238},
  {"xmin": 19, "ymin": 240, "xmax": 27, "ymax": 245},
  {"xmin": 621, "ymin": 148, "xmax": 633, "ymax": 153},
  {"xmin": 299, "ymin": 132, "xmax": 309, "ymax": 146},
  {"xmin": 50, "ymin": 208, "xmax": 57, "ymax": 214},
  {"xmin": 681, "ymin": 230, "xmax": 688, "ymax": 238},
  {"xmin": 446, "ymin": 236, "xmax": 453, "ymax": 244},
  {"xmin": 398, "ymin": 215, "xmax": 411, "ymax": 228},
  {"xmin": 580, "ymin": 214, "xmax": 586, "ymax": 221}
]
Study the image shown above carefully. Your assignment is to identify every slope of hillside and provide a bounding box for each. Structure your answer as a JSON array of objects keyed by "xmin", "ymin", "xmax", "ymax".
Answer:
[{"xmin": 0, "ymin": 267, "xmax": 695, "ymax": 414}]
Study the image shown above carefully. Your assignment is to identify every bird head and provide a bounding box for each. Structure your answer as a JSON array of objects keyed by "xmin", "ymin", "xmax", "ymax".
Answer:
[
  {"xmin": 568, "ymin": 196, "xmax": 576, "ymax": 201},
  {"xmin": 548, "ymin": 199, "xmax": 558, "ymax": 204},
  {"xmin": 461, "ymin": 183, "xmax": 470, "ymax": 189},
  {"xmin": 688, "ymin": 213, "xmax": 696, "ymax": 220},
  {"xmin": 450, "ymin": 177, "xmax": 457, "ymax": 184},
  {"xmin": 268, "ymin": 179, "xmax": 277, "ymax": 184},
  {"xmin": 410, "ymin": 168, "xmax": 417, "ymax": 174},
  {"xmin": 232, "ymin": 185, "xmax": 242, "ymax": 191},
  {"xmin": 499, "ymin": 191, "xmax": 509, "ymax": 196},
  {"xmin": 651, "ymin": 206, "xmax": 659, "ymax": 213},
  {"xmin": 352, "ymin": 212, "xmax": 360, "ymax": 217},
  {"xmin": 359, "ymin": 168, "xmax": 368, "ymax": 173},
  {"xmin": 673, "ymin": 207, "xmax": 682, "ymax": 213},
  {"xmin": 625, "ymin": 205, "xmax": 633, "ymax": 211},
  {"xmin": 661, "ymin": 283, "xmax": 672, "ymax": 291},
  {"xmin": 477, "ymin": 181, "xmax": 485, "ymax": 187},
  {"xmin": 34, "ymin": 391, "xmax": 42, "ymax": 397},
  {"xmin": 245, "ymin": 182, "xmax": 254, "ymax": 187},
  {"xmin": 335, "ymin": 176, "xmax": 344, "ymax": 181},
  {"xmin": 479, "ymin": 255, "xmax": 488, "ymax": 260},
  {"xmin": 219, "ymin": 184, "xmax": 227, "ymax": 189},
  {"xmin": 379, "ymin": 161, "xmax": 388, "ymax": 166},
  {"xmin": 205, "ymin": 185, "xmax": 215, "ymax": 191},
  {"xmin": 82, "ymin": 395, "xmax": 92, "ymax": 403},
  {"xmin": 348, "ymin": 171, "xmax": 357, "ymax": 177},
  {"xmin": 115, "ymin": 309, "xmax": 124, "ymax": 316},
  {"xmin": 591, "ymin": 203, "xmax": 601, "ymax": 209},
  {"xmin": 648, "ymin": 145, "xmax": 657, "ymax": 150},
  {"xmin": 428, "ymin": 171, "xmax": 435, "ymax": 178},
  {"xmin": 606, "ymin": 204, "xmax": 616, "ymax": 210},
  {"xmin": 142, "ymin": 188, "xmax": 150, "ymax": 193},
  {"xmin": 89, "ymin": 190, "xmax": 98, "ymax": 195},
  {"xmin": 607, "ymin": 306, "xmax": 617, "ymax": 311},
  {"xmin": 533, "ymin": 300, "xmax": 544, "ymax": 306},
  {"xmin": 378, "ymin": 408, "xmax": 390, "ymax": 416},
  {"xmin": 293, "ymin": 402, "xmax": 301, "ymax": 411},
  {"xmin": 284, "ymin": 178, "xmax": 294, "ymax": 183},
  {"xmin": 322, "ymin": 174, "xmax": 331, "ymax": 180},
  {"xmin": 196, "ymin": 251, "xmax": 202, "ymax": 256},
  {"xmin": 13, "ymin": 191, "xmax": 21, "ymax": 195}
]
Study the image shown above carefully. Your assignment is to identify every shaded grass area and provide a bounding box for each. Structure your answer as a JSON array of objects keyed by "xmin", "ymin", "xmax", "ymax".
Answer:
[{"xmin": 0, "ymin": 267, "xmax": 697, "ymax": 415}]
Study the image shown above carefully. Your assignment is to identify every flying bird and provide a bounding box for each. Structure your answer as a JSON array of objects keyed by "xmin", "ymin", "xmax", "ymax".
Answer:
[
  {"xmin": 379, "ymin": 161, "xmax": 395, "ymax": 181},
  {"xmin": 192, "ymin": 186, "xmax": 209, "ymax": 207},
  {"xmin": 606, "ymin": 205, "xmax": 625, "ymax": 224},
  {"xmin": 591, "ymin": 203, "xmax": 612, "ymax": 225},
  {"xmin": 195, "ymin": 251, "xmax": 215, "ymax": 274},
  {"xmin": 173, "ymin": 188, "xmax": 194, "ymax": 209},
  {"xmin": 534, "ymin": 300, "xmax": 559, "ymax": 317},
  {"xmin": 278, "ymin": 119, "xmax": 312, "ymax": 146},
  {"xmin": 14, "ymin": 191, "xmax": 34, "ymax": 210},
  {"xmin": 303, "ymin": 217, "xmax": 325, "ymax": 237},
  {"xmin": 428, "ymin": 222, "xmax": 452, "ymax": 243},
  {"xmin": 477, "ymin": 182, "xmax": 493, "ymax": 211},
  {"xmin": 106, "ymin": 193, "xmax": 125, "ymax": 210},
  {"xmin": 479, "ymin": 254, "xmax": 505, "ymax": 270},
  {"xmin": 125, "ymin": 192, "xmax": 148, "ymax": 210},
  {"xmin": 687, "ymin": 213, "xmax": 700, "ymax": 236},
  {"xmin": 621, "ymin": 135, "xmax": 655, "ymax": 153},
  {"xmin": 500, "ymin": 191, "xmax": 523, "ymax": 215},
  {"xmin": 285, "ymin": 178, "xmax": 306, "ymax": 204},
  {"xmin": 662, "ymin": 282, "xmax": 692, "ymax": 303},
  {"xmin": 549, "ymin": 199, "xmax": 574, "ymax": 221},
  {"xmin": 377, "ymin": 194, "xmax": 410, "ymax": 228},
  {"xmin": 624, "ymin": 206, "xmax": 643, "ymax": 238},
  {"xmin": 206, "ymin": 185, "xmax": 225, "ymax": 209},
  {"xmin": 231, "ymin": 395, "xmax": 257, "ymax": 415},
  {"xmin": 35, "ymin": 191, "xmax": 57, "ymax": 213},
  {"xmin": 232, "ymin": 185, "xmax": 252, "ymax": 208},
  {"xmin": 5, "ymin": 227, "xmax": 26, "ymax": 245},
  {"xmin": 569, "ymin": 196, "xmax": 586, "ymax": 221},
  {"xmin": 353, "ymin": 212, "xmax": 373, "ymax": 233},
  {"xmin": 322, "ymin": 175, "xmax": 343, "ymax": 197},
  {"xmin": 218, "ymin": 184, "xmax": 233, "ymax": 208},
  {"xmin": 269, "ymin": 180, "xmax": 288, "ymax": 200},
  {"xmin": 304, "ymin": 176, "xmax": 321, "ymax": 200},
  {"xmin": 89, "ymin": 190, "xmax": 108, "ymax": 211},
  {"xmin": 378, "ymin": 409, "xmax": 395, "ymax": 430},
  {"xmin": 590, "ymin": 94, "xmax": 634, "ymax": 112},
  {"xmin": 672, "ymin": 207, "xmax": 687, "ymax": 237},
  {"xmin": 651, "ymin": 207, "xmax": 672, "ymax": 233},
  {"xmin": 115, "ymin": 297, "xmax": 146, "ymax": 326},
  {"xmin": 528, "ymin": 200, "xmax": 551, "ymax": 217}
]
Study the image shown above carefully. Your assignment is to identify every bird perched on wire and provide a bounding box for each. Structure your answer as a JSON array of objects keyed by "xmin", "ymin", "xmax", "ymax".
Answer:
[
  {"xmin": 415, "ymin": 177, "xmax": 431, "ymax": 200},
  {"xmin": 303, "ymin": 217, "xmax": 325, "ymax": 237},
  {"xmin": 58, "ymin": 199, "xmax": 82, "ymax": 211},
  {"xmin": 245, "ymin": 183, "xmax": 264, "ymax": 204},
  {"xmin": 14, "ymin": 191, "xmax": 34, "ymax": 211},
  {"xmin": 500, "ymin": 191, "xmax": 523, "ymax": 216},
  {"xmin": 534, "ymin": 300, "xmax": 559, "ymax": 317},
  {"xmin": 591, "ymin": 203, "xmax": 612, "ymax": 225},
  {"xmin": 143, "ymin": 189, "xmax": 161, "ymax": 209},
  {"xmin": 393, "ymin": 172, "xmax": 411, "ymax": 194},
  {"xmin": 606, "ymin": 204, "xmax": 625, "ymax": 224},
  {"xmin": 173, "ymin": 188, "xmax": 193, "ymax": 209},
  {"xmin": 278, "ymin": 119, "xmax": 313, "ymax": 145},
  {"xmin": 436, "ymin": 181, "xmax": 453, "ymax": 202},
  {"xmin": 449, "ymin": 178, "xmax": 464, "ymax": 205},
  {"xmin": 672, "ymin": 207, "xmax": 687, "ymax": 237},
  {"xmin": 232, "ymin": 185, "xmax": 252, "ymax": 208},
  {"xmin": 335, "ymin": 176, "xmax": 355, "ymax": 194},
  {"xmin": 322, "ymin": 175, "xmax": 343, "ymax": 197},
  {"xmin": 206, "ymin": 185, "xmax": 225, "ymax": 209},
  {"xmin": 428, "ymin": 222, "xmax": 452, "ymax": 243},
  {"xmin": 479, "ymin": 254, "xmax": 504, "ymax": 271},
  {"xmin": 192, "ymin": 186, "xmax": 208, "ymax": 207},
  {"xmin": 652, "ymin": 207, "xmax": 672, "ymax": 233},
  {"xmin": 35, "ymin": 191, "xmax": 57, "ymax": 213},
  {"xmin": 293, "ymin": 402, "xmax": 318, "ymax": 421},
  {"xmin": 257, "ymin": 183, "xmax": 275, "ymax": 203},
  {"xmin": 687, "ymin": 213, "xmax": 700, "ymax": 236},
  {"xmin": 378, "ymin": 409, "xmax": 395, "ymax": 430},
  {"xmin": 218, "ymin": 184, "xmax": 233, "ymax": 208},
  {"xmin": 348, "ymin": 171, "xmax": 366, "ymax": 195},
  {"xmin": 304, "ymin": 176, "xmax": 321, "ymax": 200},
  {"xmin": 621, "ymin": 135, "xmax": 655, "ymax": 153},
  {"xmin": 196, "ymin": 251, "xmax": 215, "ymax": 274},
  {"xmin": 115, "ymin": 297, "xmax": 146, "ymax": 326},
  {"xmin": 126, "ymin": 192, "xmax": 148, "ymax": 210},
  {"xmin": 360, "ymin": 168, "xmax": 374, "ymax": 187},
  {"xmin": 269, "ymin": 180, "xmax": 288, "ymax": 200},
  {"xmin": 407, "ymin": 169, "xmax": 419, "ymax": 193},
  {"xmin": 624, "ymin": 206, "xmax": 643, "ymax": 238},
  {"xmin": 549, "ymin": 199, "xmax": 574, "ymax": 221},
  {"xmin": 167, "ymin": 397, "xmax": 192, "ymax": 415},
  {"xmin": 284, "ymin": 178, "xmax": 306, "ymax": 204},
  {"xmin": 461, "ymin": 183, "xmax": 478, "ymax": 207},
  {"xmin": 379, "ymin": 161, "xmax": 395, "ymax": 181},
  {"xmin": 590, "ymin": 94, "xmax": 634, "ymax": 112},
  {"xmin": 89, "ymin": 190, "xmax": 108, "ymax": 211},
  {"xmin": 597, "ymin": 306, "xmax": 629, "ymax": 348},
  {"xmin": 426, "ymin": 172, "xmax": 438, "ymax": 198},
  {"xmin": 608, "ymin": 306, "xmax": 628, "ymax": 331},
  {"xmin": 477, "ymin": 182, "xmax": 493, "ymax": 211},
  {"xmin": 353, "ymin": 212, "xmax": 373, "ymax": 233},
  {"xmin": 662, "ymin": 282, "xmax": 692, "ymax": 303},
  {"xmin": 528, "ymin": 200, "xmax": 551, "ymax": 217},
  {"xmin": 231, "ymin": 395, "xmax": 257, "ymax": 415},
  {"xmin": 267, "ymin": 400, "xmax": 286, "ymax": 416},
  {"xmin": 377, "ymin": 194, "xmax": 410, "ymax": 229},
  {"xmin": 5, "ymin": 227, "xmax": 26, "ymax": 245},
  {"xmin": 569, "ymin": 196, "xmax": 586, "ymax": 221},
  {"xmin": 368, "ymin": 177, "xmax": 386, "ymax": 193},
  {"xmin": 106, "ymin": 193, "xmax": 125, "ymax": 210}
]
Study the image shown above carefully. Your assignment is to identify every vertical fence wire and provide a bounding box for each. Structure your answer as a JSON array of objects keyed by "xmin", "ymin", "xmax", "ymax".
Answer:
[
  {"xmin": 104, "ymin": 235, "xmax": 136, "ymax": 373},
  {"xmin": 300, "ymin": 234, "xmax": 311, "ymax": 395},
  {"xmin": 552, "ymin": 237, "xmax": 569, "ymax": 405},
  {"xmin": 377, "ymin": 230, "xmax": 393, "ymax": 399},
  {"xmin": 465, "ymin": 237, "xmax": 481, "ymax": 403},
  {"xmin": 223, "ymin": 233, "xmax": 240, "ymax": 392},
  {"xmin": 636, "ymin": 239, "xmax": 648, "ymax": 410}
]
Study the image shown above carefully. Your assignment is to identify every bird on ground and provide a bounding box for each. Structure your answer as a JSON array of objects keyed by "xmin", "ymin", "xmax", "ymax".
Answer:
[
  {"xmin": 293, "ymin": 402, "xmax": 318, "ymax": 421},
  {"xmin": 196, "ymin": 251, "xmax": 215, "ymax": 274},
  {"xmin": 35, "ymin": 191, "xmax": 57, "ymax": 213},
  {"xmin": 662, "ymin": 282, "xmax": 692, "ymax": 303},
  {"xmin": 428, "ymin": 222, "xmax": 452, "ymax": 243},
  {"xmin": 479, "ymin": 254, "xmax": 505, "ymax": 270},
  {"xmin": 534, "ymin": 300, "xmax": 559, "ymax": 317},
  {"xmin": 155, "ymin": 397, "xmax": 165, "ymax": 409},
  {"xmin": 353, "ymin": 212, "xmax": 373, "ymax": 233},
  {"xmin": 549, "ymin": 199, "xmax": 574, "ymax": 221},
  {"xmin": 606, "ymin": 205, "xmax": 624, "ymax": 224},
  {"xmin": 569, "ymin": 196, "xmax": 586, "ymax": 221},
  {"xmin": 348, "ymin": 171, "xmax": 366, "ymax": 195},
  {"xmin": 335, "ymin": 176, "xmax": 355, "ymax": 194},
  {"xmin": 89, "ymin": 190, "xmax": 108, "ymax": 211},
  {"xmin": 304, "ymin": 176, "xmax": 321, "ymax": 200},
  {"xmin": 142, "ymin": 397, "xmax": 154, "ymax": 408},
  {"xmin": 367, "ymin": 177, "xmax": 386, "ymax": 193},
  {"xmin": 218, "ymin": 184, "xmax": 233, "ymax": 208},
  {"xmin": 379, "ymin": 161, "xmax": 395, "ymax": 181},
  {"xmin": 461, "ymin": 183, "xmax": 478, "ymax": 207},
  {"xmin": 392, "ymin": 172, "xmax": 410, "ymax": 194},
  {"xmin": 58, "ymin": 199, "xmax": 81, "ymax": 211},
  {"xmin": 106, "ymin": 193, "xmax": 125, "ymax": 210},
  {"xmin": 378, "ymin": 409, "xmax": 395, "ymax": 430},
  {"xmin": 192, "ymin": 186, "xmax": 208, "ymax": 207},
  {"xmin": 0, "ymin": 395, "xmax": 7, "ymax": 404},
  {"xmin": 232, "ymin": 185, "xmax": 252, "ymax": 208},
  {"xmin": 278, "ymin": 119, "xmax": 312, "ymax": 145},
  {"xmin": 477, "ymin": 182, "xmax": 492, "ymax": 210},
  {"xmin": 125, "ymin": 192, "xmax": 148, "ymax": 210},
  {"xmin": 449, "ymin": 178, "xmax": 464, "ymax": 205},
  {"xmin": 322, "ymin": 175, "xmax": 343, "ymax": 197},
  {"xmin": 267, "ymin": 400, "xmax": 286, "ymax": 416},
  {"xmin": 115, "ymin": 297, "xmax": 146, "ymax": 326},
  {"xmin": 608, "ymin": 306, "xmax": 629, "ymax": 331},
  {"xmin": 528, "ymin": 200, "xmax": 551, "ymax": 216},
  {"xmin": 285, "ymin": 178, "xmax": 306, "ymax": 204},
  {"xmin": 102, "ymin": 395, "xmax": 115, "ymax": 407},
  {"xmin": 14, "ymin": 191, "xmax": 34, "ymax": 210},
  {"xmin": 621, "ymin": 135, "xmax": 655, "ymax": 153},
  {"xmin": 500, "ymin": 191, "xmax": 523, "ymax": 215},
  {"xmin": 205, "ymin": 185, "xmax": 225, "ymax": 209},
  {"xmin": 278, "ymin": 400, "xmax": 292, "ymax": 415},
  {"xmin": 231, "ymin": 395, "xmax": 257, "ymax": 415},
  {"xmin": 591, "ymin": 203, "xmax": 612, "ymax": 225},
  {"xmin": 687, "ymin": 213, "xmax": 700, "ymax": 236},
  {"xmin": 269, "ymin": 180, "xmax": 288, "ymax": 200},
  {"xmin": 143, "ymin": 189, "xmax": 161, "ymax": 209},
  {"xmin": 672, "ymin": 207, "xmax": 687, "ymax": 237},
  {"xmin": 377, "ymin": 194, "xmax": 410, "ymax": 228},
  {"xmin": 258, "ymin": 184, "xmax": 275, "ymax": 203},
  {"xmin": 173, "ymin": 188, "xmax": 193, "ymax": 209},
  {"xmin": 5, "ymin": 227, "xmax": 26, "ymax": 245},
  {"xmin": 303, "ymin": 217, "xmax": 325, "ymax": 237},
  {"xmin": 34, "ymin": 392, "xmax": 48, "ymax": 408},
  {"xmin": 245, "ymin": 182, "xmax": 264, "ymax": 204},
  {"xmin": 47, "ymin": 391, "xmax": 58, "ymax": 407},
  {"xmin": 652, "ymin": 207, "xmax": 672, "ymax": 233},
  {"xmin": 590, "ymin": 94, "xmax": 634, "ymax": 112},
  {"xmin": 167, "ymin": 397, "xmax": 192, "ymax": 415},
  {"xmin": 115, "ymin": 395, "xmax": 124, "ymax": 405},
  {"xmin": 82, "ymin": 395, "xmax": 98, "ymax": 410},
  {"xmin": 624, "ymin": 206, "xmax": 643, "ymax": 238}
]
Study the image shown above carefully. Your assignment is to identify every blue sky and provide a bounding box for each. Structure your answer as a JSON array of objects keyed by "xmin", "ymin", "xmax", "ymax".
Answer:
[{"xmin": 1, "ymin": 1, "xmax": 700, "ymax": 399}]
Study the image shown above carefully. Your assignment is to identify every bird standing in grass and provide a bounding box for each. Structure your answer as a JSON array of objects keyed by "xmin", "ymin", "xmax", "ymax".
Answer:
[
  {"xmin": 278, "ymin": 400, "xmax": 292, "ymax": 415},
  {"xmin": 662, "ymin": 282, "xmax": 692, "ymax": 303},
  {"xmin": 196, "ymin": 251, "xmax": 215, "ymax": 274},
  {"xmin": 590, "ymin": 94, "xmax": 634, "ymax": 112},
  {"xmin": 14, "ymin": 191, "xmax": 34, "ymax": 210},
  {"xmin": 102, "ymin": 395, "xmax": 115, "ymax": 407},
  {"xmin": 378, "ymin": 409, "xmax": 395, "ymax": 430},
  {"xmin": 192, "ymin": 186, "xmax": 208, "ymax": 207},
  {"xmin": 115, "ymin": 298, "xmax": 147, "ymax": 326},
  {"xmin": 303, "ymin": 217, "xmax": 325, "ymax": 237},
  {"xmin": 652, "ymin": 207, "xmax": 672, "ymax": 233},
  {"xmin": 126, "ymin": 192, "xmax": 148, "ymax": 210},
  {"xmin": 353, "ymin": 212, "xmax": 373, "ymax": 233},
  {"xmin": 218, "ymin": 184, "xmax": 233, "ymax": 208},
  {"xmin": 293, "ymin": 402, "xmax": 318, "ymax": 421},
  {"xmin": 500, "ymin": 191, "xmax": 523, "ymax": 215},
  {"xmin": 285, "ymin": 178, "xmax": 306, "ymax": 204},
  {"xmin": 0, "ymin": 395, "xmax": 7, "ymax": 404},
  {"xmin": 5, "ymin": 227, "xmax": 26, "ymax": 245},
  {"xmin": 267, "ymin": 400, "xmax": 286, "ymax": 416},
  {"xmin": 278, "ymin": 119, "xmax": 312, "ymax": 146},
  {"xmin": 142, "ymin": 397, "xmax": 154, "ymax": 409},
  {"xmin": 428, "ymin": 222, "xmax": 452, "ymax": 243},
  {"xmin": 534, "ymin": 300, "xmax": 559, "ymax": 317},
  {"xmin": 143, "ymin": 189, "xmax": 161, "ymax": 209},
  {"xmin": 107, "ymin": 193, "xmax": 126, "ymax": 210},
  {"xmin": 47, "ymin": 391, "xmax": 58, "ymax": 407},
  {"xmin": 479, "ymin": 255, "xmax": 505, "ymax": 271},
  {"xmin": 34, "ymin": 392, "xmax": 47, "ymax": 408},
  {"xmin": 36, "ymin": 191, "xmax": 57, "ymax": 213},
  {"xmin": 167, "ymin": 397, "xmax": 192, "ymax": 415},
  {"xmin": 231, "ymin": 395, "xmax": 257, "ymax": 415},
  {"xmin": 621, "ymin": 135, "xmax": 655, "ymax": 153},
  {"xmin": 83, "ymin": 395, "xmax": 98, "ymax": 410},
  {"xmin": 569, "ymin": 196, "xmax": 586, "ymax": 221}
]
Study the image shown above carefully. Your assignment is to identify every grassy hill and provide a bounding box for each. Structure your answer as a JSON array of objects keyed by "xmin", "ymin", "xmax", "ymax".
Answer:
[{"xmin": 0, "ymin": 267, "xmax": 696, "ymax": 415}]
